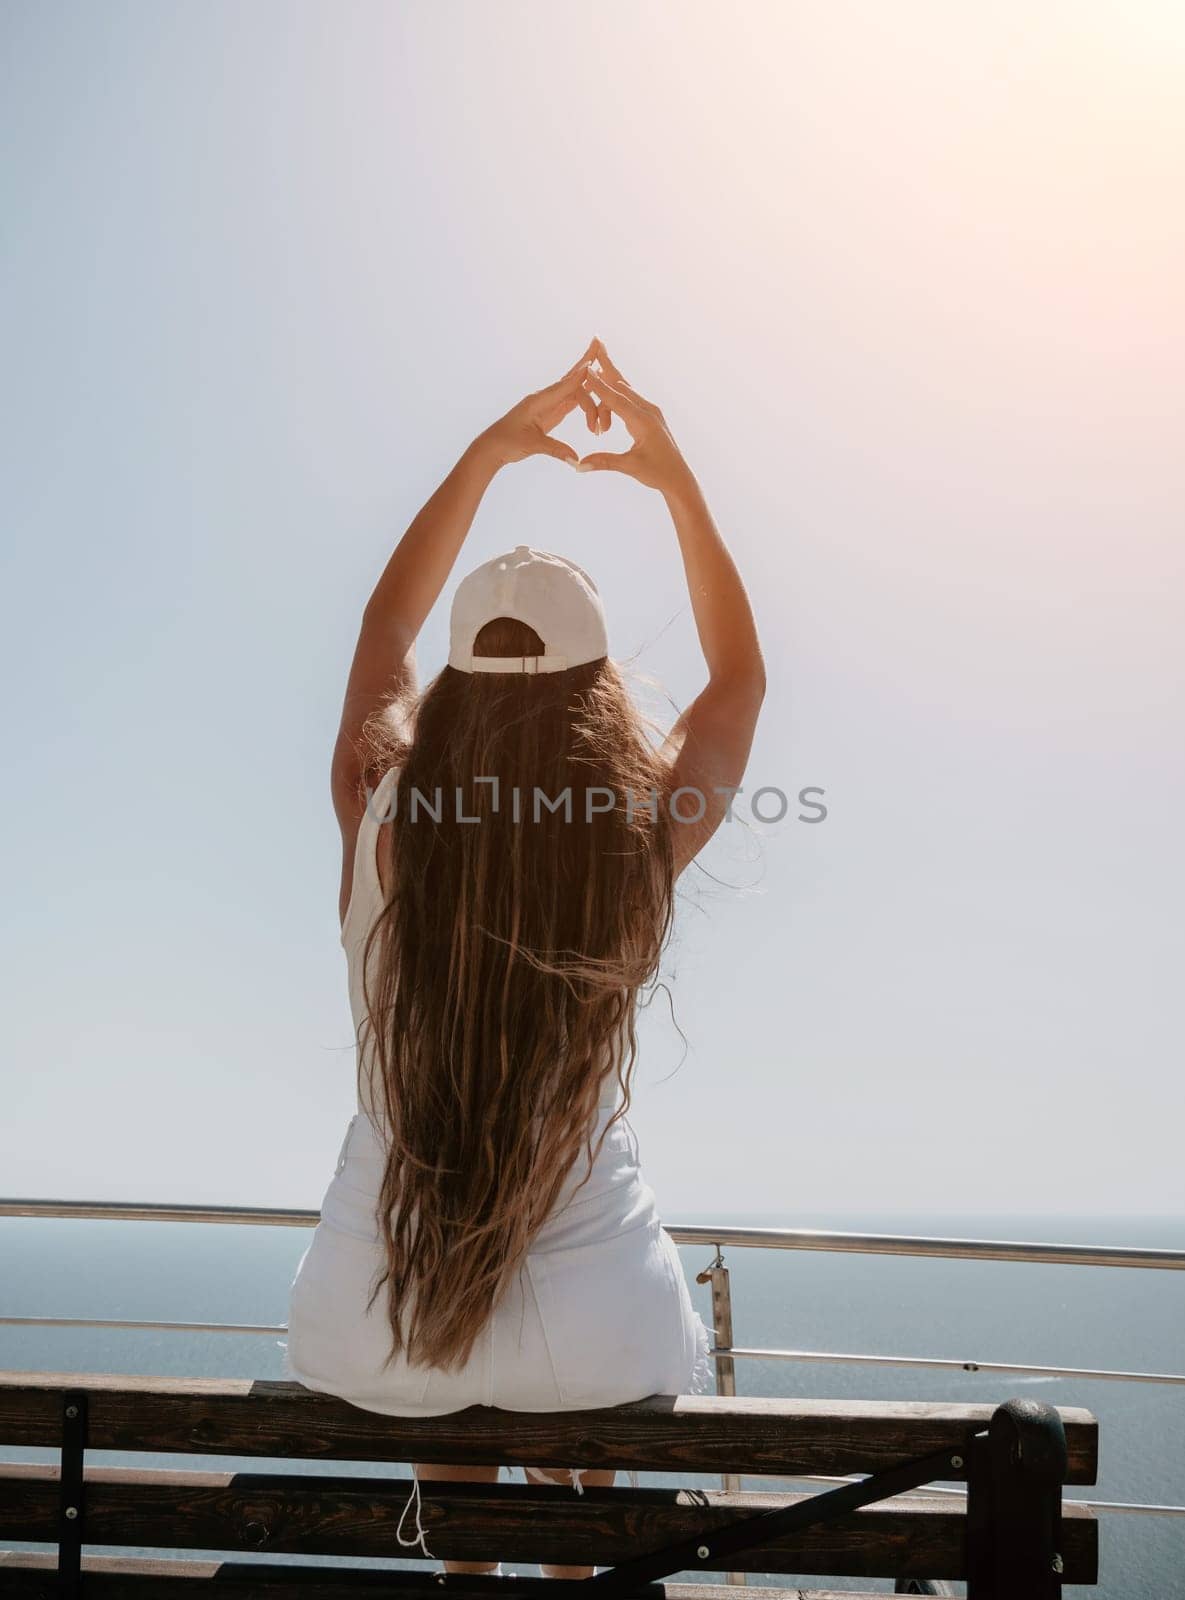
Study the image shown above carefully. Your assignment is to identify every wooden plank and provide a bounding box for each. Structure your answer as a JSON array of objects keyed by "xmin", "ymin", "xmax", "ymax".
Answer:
[
  {"xmin": 0, "ymin": 1373, "xmax": 1099, "ymax": 1483},
  {"xmin": 0, "ymin": 1553, "xmax": 939, "ymax": 1598},
  {"xmin": 0, "ymin": 1466, "xmax": 1098, "ymax": 1583}
]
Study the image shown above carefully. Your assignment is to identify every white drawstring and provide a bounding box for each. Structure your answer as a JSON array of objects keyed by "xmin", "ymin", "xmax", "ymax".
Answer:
[{"xmin": 394, "ymin": 1470, "xmax": 437, "ymax": 1560}]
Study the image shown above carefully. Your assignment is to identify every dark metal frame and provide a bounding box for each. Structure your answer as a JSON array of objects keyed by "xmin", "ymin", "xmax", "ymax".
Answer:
[
  {"xmin": 965, "ymin": 1397, "xmax": 1068, "ymax": 1597},
  {"xmin": 511, "ymin": 1398, "xmax": 1069, "ymax": 1600},
  {"xmin": 56, "ymin": 1389, "xmax": 87, "ymax": 1600},
  {"xmin": 574, "ymin": 1436, "xmax": 967, "ymax": 1596}
]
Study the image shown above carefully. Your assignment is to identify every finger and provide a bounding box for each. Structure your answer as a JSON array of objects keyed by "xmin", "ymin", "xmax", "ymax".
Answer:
[
  {"xmin": 592, "ymin": 340, "xmax": 658, "ymax": 413},
  {"xmin": 581, "ymin": 368, "xmax": 645, "ymax": 423},
  {"xmin": 538, "ymin": 363, "xmax": 598, "ymax": 432},
  {"xmin": 534, "ymin": 436, "xmax": 581, "ymax": 467},
  {"xmin": 579, "ymin": 353, "xmax": 607, "ymax": 433},
  {"xmin": 581, "ymin": 380, "xmax": 645, "ymax": 443},
  {"xmin": 546, "ymin": 358, "xmax": 594, "ymax": 402},
  {"xmin": 593, "ymin": 341, "xmax": 647, "ymax": 408},
  {"xmin": 537, "ymin": 350, "xmax": 596, "ymax": 413},
  {"xmin": 585, "ymin": 395, "xmax": 610, "ymax": 436},
  {"xmin": 580, "ymin": 374, "xmax": 641, "ymax": 447},
  {"xmin": 591, "ymin": 338, "xmax": 627, "ymax": 385},
  {"xmin": 588, "ymin": 339, "xmax": 621, "ymax": 424},
  {"xmin": 565, "ymin": 337, "xmax": 599, "ymax": 378},
  {"xmin": 576, "ymin": 387, "xmax": 599, "ymax": 432},
  {"xmin": 575, "ymin": 449, "xmax": 639, "ymax": 477}
]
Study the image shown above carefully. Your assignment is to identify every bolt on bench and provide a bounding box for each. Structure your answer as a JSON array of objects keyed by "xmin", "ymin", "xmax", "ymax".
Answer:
[{"xmin": 0, "ymin": 1373, "xmax": 1098, "ymax": 1597}]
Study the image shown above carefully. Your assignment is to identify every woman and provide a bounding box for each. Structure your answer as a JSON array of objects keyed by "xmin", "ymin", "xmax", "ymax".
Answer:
[{"xmin": 283, "ymin": 337, "xmax": 765, "ymax": 1578}]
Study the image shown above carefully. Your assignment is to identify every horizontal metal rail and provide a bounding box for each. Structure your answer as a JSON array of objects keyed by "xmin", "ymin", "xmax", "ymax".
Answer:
[
  {"xmin": 2, "ymin": 1316, "xmax": 1182, "ymax": 1390},
  {"xmin": 677, "ymin": 1223, "xmax": 1185, "ymax": 1270},
  {"xmin": 3, "ymin": 1199, "xmax": 1182, "ymax": 1270},
  {"xmin": 717, "ymin": 1343, "xmax": 1185, "ymax": 1386},
  {"xmin": 0, "ymin": 1316, "xmax": 292, "ymax": 1337},
  {"xmin": 0, "ymin": 1198, "xmax": 320, "ymax": 1228}
]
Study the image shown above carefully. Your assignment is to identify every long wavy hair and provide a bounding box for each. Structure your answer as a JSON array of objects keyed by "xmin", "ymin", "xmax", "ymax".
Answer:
[{"xmin": 351, "ymin": 614, "xmax": 677, "ymax": 1375}]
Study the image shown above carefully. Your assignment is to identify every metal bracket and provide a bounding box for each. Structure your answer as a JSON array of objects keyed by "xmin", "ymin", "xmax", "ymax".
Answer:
[
  {"xmin": 57, "ymin": 1389, "xmax": 87, "ymax": 1599},
  {"xmin": 695, "ymin": 1244, "xmax": 726, "ymax": 1278},
  {"xmin": 967, "ymin": 1397, "xmax": 1068, "ymax": 1597},
  {"xmin": 578, "ymin": 1436, "xmax": 979, "ymax": 1594}
]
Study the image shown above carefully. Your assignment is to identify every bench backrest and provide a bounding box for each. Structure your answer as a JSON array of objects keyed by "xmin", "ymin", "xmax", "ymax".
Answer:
[{"xmin": 0, "ymin": 1372, "xmax": 1099, "ymax": 1596}]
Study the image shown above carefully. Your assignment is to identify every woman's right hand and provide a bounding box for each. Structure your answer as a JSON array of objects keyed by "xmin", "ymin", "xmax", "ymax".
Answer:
[
  {"xmin": 475, "ymin": 339, "xmax": 603, "ymax": 470},
  {"xmin": 576, "ymin": 341, "xmax": 693, "ymax": 495}
]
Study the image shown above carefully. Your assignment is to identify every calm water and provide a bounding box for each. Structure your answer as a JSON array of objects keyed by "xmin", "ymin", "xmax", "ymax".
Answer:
[{"xmin": 1, "ymin": 1208, "xmax": 1181, "ymax": 1595}]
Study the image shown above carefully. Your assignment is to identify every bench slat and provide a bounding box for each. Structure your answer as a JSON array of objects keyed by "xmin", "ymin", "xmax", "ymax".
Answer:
[
  {"xmin": 0, "ymin": 1553, "xmax": 939, "ymax": 1598},
  {"xmin": 0, "ymin": 1464, "xmax": 1098, "ymax": 1583},
  {"xmin": 0, "ymin": 1373, "xmax": 1099, "ymax": 1484}
]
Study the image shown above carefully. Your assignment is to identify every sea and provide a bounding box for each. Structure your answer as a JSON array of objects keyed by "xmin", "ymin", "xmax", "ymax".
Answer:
[{"xmin": 1, "ymin": 1208, "xmax": 1181, "ymax": 1596}]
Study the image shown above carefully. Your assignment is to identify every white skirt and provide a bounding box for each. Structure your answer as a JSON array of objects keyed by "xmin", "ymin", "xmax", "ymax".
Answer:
[{"xmin": 282, "ymin": 1104, "xmax": 714, "ymax": 1418}]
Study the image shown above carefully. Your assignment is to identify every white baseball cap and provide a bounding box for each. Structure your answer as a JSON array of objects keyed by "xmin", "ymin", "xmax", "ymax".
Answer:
[{"xmin": 447, "ymin": 545, "xmax": 609, "ymax": 674}]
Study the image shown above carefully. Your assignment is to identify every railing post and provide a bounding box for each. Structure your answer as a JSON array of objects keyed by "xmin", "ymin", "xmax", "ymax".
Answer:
[
  {"xmin": 697, "ymin": 1248, "xmax": 736, "ymax": 1403},
  {"xmin": 696, "ymin": 1247, "xmax": 745, "ymax": 1586},
  {"xmin": 966, "ymin": 1397, "xmax": 1067, "ymax": 1597}
]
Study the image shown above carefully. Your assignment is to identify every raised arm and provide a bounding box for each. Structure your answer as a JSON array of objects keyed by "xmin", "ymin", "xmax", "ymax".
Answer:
[
  {"xmin": 578, "ymin": 342, "xmax": 766, "ymax": 875},
  {"xmin": 331, "ymin": 339, "xmax": 600, "ymax": 922}
]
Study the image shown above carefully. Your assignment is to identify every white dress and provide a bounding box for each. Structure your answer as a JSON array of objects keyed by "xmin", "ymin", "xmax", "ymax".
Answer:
[{"xmin": 281, "ymin": 766, "xmax": 713, "ymax": 1549}]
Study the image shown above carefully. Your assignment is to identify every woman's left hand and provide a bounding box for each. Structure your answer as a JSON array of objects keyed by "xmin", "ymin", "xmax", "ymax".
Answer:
[{"xmin": 476, "ymin": 339, "xmax": 604, "ymax": 469}]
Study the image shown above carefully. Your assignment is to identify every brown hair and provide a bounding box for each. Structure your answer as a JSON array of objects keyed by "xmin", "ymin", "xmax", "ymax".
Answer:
[{"xmin": 353, "ymin": 616, "xmax": 676, "ymax": 1374}]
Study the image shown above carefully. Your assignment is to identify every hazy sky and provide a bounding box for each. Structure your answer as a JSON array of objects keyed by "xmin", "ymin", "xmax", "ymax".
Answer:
[{"xmin": 3, "ymin": 1, "xmax": 1182, "ymax": 1218}]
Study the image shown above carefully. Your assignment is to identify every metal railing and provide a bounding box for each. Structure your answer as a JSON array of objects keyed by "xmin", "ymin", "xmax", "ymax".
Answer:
[{"xmin": 2, "ymin": 1198, "xmax": 1182, "ymax": 1536}]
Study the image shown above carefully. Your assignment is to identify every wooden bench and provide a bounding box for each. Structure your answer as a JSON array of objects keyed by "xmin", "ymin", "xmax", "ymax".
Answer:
[{"xmin": 0, "ymin": 1372, "xmax": 1098, "ymax": 1597}]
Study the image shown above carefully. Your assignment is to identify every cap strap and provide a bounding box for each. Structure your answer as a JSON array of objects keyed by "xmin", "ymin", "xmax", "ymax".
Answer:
[{"xmin": 465, "ymin": 654, "xmax": 570, "ymax": 675}]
